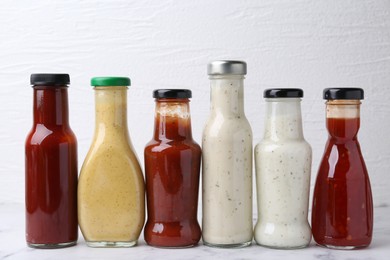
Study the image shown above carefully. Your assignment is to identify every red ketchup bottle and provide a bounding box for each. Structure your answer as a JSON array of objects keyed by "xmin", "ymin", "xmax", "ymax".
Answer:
[
  {"xmin": 144, "ymin": 89, "xmax": 202, "ymax": 248},
  {"xmin": 312, "ymin": 88, "xmax": 373, "ymax": 249},
  {"xmin": 25, "ymin": 74, "xmax": 78, "ymax": 248}
]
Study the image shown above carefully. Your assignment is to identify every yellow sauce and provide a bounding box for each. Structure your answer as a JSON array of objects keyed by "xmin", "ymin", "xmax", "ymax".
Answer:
[{"xmin": 78, "ymin": 87, "xmax": 145, "ymax": 246}]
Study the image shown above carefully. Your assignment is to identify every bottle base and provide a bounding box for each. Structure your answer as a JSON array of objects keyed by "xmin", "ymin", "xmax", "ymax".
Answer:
[
  {"xmin": 203, "ymin": 240, "xmax": 252, "ymax": 248},
  {"xmin": 147, "ymin": 243, "xmax": 198, "ymax": 249},
  {"xmin": 27, "ymin": 241, "xmax": 77, "ymax": 249},
  {"xmin": 316, "ymin": 243, "xmax": 369, "ymax": 250},
  {"xmin": 86, "ymin": 240, "xmax": 137, "ymax": 248},
  {"xmin": 256, "ymin": 242, "xmax": 309, "ymax": 250}
]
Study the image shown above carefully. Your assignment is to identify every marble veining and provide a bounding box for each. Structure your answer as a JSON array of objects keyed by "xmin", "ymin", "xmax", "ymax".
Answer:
[{"xmin": 314, "ymin": 251, "xmax": 335, "ymax": 260}]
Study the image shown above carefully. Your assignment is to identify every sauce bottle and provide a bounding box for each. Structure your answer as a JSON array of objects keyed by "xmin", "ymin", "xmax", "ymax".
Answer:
[
  {"xmin": 78, "ymin": 77, "xmax": 145, "ymax": 247},
  {"xmin": 202, "ymin": 60, "xmax": 253, "ymax": 248},
  {"xmin": 254, "ymin": 89, "xmax": 312, "ymax": 249},
  {"xmin": 312, "ymin": 88, "xmax": 373, "ymax": 249},
  {"xmin": 25, "ymin": 74, "xmax": 78, "ymax": 248},
  {"xmin": 144, "ymin": 89, "xmax": 201, "ymax": 248}
]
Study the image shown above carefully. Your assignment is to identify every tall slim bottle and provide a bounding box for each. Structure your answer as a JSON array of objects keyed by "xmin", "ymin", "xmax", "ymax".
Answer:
[
  {"xmin": 202, "ymin": 60, "xmax": 253, "ymax": 248},
  {"xmin": 25, "ymin": 74, "xmax": 78, "ymax": 248}
]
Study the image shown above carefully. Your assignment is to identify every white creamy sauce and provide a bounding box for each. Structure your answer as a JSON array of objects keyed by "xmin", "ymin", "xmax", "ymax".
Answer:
[
  {"xmin": 254, "ymin": 98, "xmax": 312, "ymax": 249},
  {"xmin": 202, "ymin": 76, "xmax": 253, "ymax": 246}
]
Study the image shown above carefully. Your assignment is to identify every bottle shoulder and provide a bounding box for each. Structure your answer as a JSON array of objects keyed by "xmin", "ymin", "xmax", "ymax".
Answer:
[
  {"xmin": 26, "ymin": 124, "xmax": 77, "ymax": 146},
  {"xmin": 322, "ymin": 139, "xmax": 365, "ymax": 159},
  {"xmin": 80, "ymin": 143, "xmax": 143, "ymax": 177},
  {"xmin": 205, "ymin": 113, "xmax": 251, "ymax": 124},
  {"xmin": 203, "ymin": 115, "xmax": 252, "ymax": 136},
  {"xmin": 255, "ymin": 139, "xmax": 311, "ymax": 154},
  {"xmin": 145, "ymin": 138, "xmax": 201, "ymax": 154},
  {"xmin": 87, "ymin": 136, "xmax": 138, "ymax": 155},
  {"xmin": 320, "ymin": 139, "xmax": 367, "ymax": 170}
]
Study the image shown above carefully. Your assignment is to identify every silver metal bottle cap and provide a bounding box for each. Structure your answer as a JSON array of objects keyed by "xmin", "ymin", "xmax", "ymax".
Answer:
[{"xmin": 207, "ymin": 60, "xmax": 247, "ymax": 75}]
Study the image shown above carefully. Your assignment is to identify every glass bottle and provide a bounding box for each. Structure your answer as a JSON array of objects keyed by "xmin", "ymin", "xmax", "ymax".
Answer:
[
  {"xmin": 144, "ymin": 89, "xmax": 201, "ymax": 248},
  {"xmin": 312, "ymin": 88, "xmax": 373, "ymax": 249},
  {"xmin": 254, "ymin": 89, "xmax": 312, "ymax": 249},
  {"xmin": 25, "ymin": 74, "xmax": 78, "ymax": 248},
  {"xmin": 202, "ymin": 60, "xmax": 253, "ymax": 248},
  {"xmin": 78, "ymin": 77, "xmax": 145, "ymax": 247}
]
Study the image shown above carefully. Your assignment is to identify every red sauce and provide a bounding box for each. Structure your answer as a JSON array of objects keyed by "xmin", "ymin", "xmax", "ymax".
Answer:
[
  {"xmin": 25, "ymin": 86, "xmax": 78, "ymax": 247},
  {"xmin": 312, "ymin": 117, "xmax": 373, "ymax": 248},
  {"xmin": 144, "ymin": 99, "xmax": 201, "ymax": 247}
]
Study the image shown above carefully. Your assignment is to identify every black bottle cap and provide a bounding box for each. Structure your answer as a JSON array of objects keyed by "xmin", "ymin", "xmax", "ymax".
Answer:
[
  {"xmin": 264, "ymin": 88, "xmax": 303, "ymax": 98},
  {"xmin": 153, "ymin": 89, "xmax": 192, "ymax": 99},
  {"xmin": 30, "ymin": 74, "xmax": 70, "ymax": 86},
  {"xmin": 323, "ymin": 88, "xmax": 364, "ymax": 100}
]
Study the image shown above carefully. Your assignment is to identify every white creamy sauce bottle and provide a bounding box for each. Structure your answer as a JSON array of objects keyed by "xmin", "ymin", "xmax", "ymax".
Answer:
[
  {"xmin": 254, "ymin": 88, "xmax": 312, "ymax": 249},
  {"xmin": 202, "ymin": 60, "xmax": 253, "ymax": 248}
]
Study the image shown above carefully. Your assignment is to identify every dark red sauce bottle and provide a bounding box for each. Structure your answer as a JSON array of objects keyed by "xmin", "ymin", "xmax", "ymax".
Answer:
[
  {"xmin": 25, "ymin": 74, "xmax": 78, "ymax": 248},
  {"xmin": 144, "ymin": 89, "xmax": 201, "ymax": 248},
  {"xmin": 312, "ymin": 88, "xmax": 373, "ymax": 249}
]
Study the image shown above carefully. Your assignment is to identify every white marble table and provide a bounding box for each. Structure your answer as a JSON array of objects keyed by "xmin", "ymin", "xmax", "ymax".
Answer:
[{"xmin": 1, "ymin": 203, "xmax": 389, "ymax": 260}]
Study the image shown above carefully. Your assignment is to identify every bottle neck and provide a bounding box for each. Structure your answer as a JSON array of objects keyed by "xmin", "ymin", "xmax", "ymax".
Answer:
[
  {"xmin": 209, "ymin": 75, "xmax": 245, "ymax": 116},
  {"xmin": 153, "ymin": 99, "xmax": 192, "ymax": 141},
  {"xmin": 263, "ymin": 98, "xmax": 304, "ymax": 140},
  {"xmin": 94, "ymin": 87, "xmax": 129, "ymax": 136},
  {"xmin": 33, "ymin": 86, "xmax": 69, "ymax": 126},
  {"xmin": 326, "ymin": 100, "xmax": 361, "ymax": 141}
]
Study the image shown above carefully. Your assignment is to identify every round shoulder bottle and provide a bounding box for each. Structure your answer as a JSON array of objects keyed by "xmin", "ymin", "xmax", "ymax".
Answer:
[
  {"xmin": 144, "ymin": 89, "xmax": 201, "ymax": 248},
  {"xmin": 254, "ymin": 89, "xmax": 312, "ymax": 249}
]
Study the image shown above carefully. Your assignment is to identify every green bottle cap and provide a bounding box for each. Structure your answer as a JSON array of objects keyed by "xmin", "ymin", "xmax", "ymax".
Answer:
[{"xmin": 91, "ymin": 77, "xmax": 131, "ymax": 87}]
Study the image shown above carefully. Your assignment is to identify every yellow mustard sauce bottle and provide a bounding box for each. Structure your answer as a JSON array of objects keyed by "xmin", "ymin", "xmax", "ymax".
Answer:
[{"xmin": 78, "ymin": 77, "xmax": 145, "ymax": 247}]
